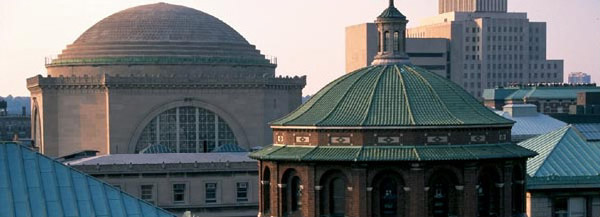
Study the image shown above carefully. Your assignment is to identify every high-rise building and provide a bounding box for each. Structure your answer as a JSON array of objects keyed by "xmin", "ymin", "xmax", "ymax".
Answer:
[
  {"xmin": 438, "ymin": 0, "xmax": 508, "ymax": 14},
  {"xmin": 408, "ymin": 0, "xmax": 563, "ymax": 98},
  {"xmin": 568, "ymin": 72, "xmax": 592, "ymax": 84},
  {"xmin": 346, "ymin": 0, "xmax": 564, "ymax": 99}
]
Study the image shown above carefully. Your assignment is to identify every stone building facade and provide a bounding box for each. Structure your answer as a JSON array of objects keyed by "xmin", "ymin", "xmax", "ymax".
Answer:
[
  {"xmin": 251, "ymin": 2, "xmax": 536, "ymax": 217},
  {"xmin": 27, "ymin": 3, "xmax": 305, "ymax": 157},
  {"xmin": 68, "ymin": 152, "xmax": 259, "ymax": 217}
]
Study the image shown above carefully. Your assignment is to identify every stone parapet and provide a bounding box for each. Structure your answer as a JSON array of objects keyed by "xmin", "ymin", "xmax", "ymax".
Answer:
[{"xmin": 71, "ymin": 160, "xmax": 258, "ymax": 174}]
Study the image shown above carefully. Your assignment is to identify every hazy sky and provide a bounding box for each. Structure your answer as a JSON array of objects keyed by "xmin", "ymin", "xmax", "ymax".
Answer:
[{"xmin": 1, "ymin": 0, "xmax": 599, "ymax": 96}]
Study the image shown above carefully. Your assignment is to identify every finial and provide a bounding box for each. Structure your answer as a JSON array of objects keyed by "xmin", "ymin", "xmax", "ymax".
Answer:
[{"xmin": 389, "ymin": 0, "xmax": 394, "ymax": 7}]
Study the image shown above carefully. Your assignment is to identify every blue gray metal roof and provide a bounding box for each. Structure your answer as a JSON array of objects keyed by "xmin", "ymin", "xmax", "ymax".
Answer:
[
  {"xmin": 494, "ymin": 110, "xmax": 566, "ymax": 141},
  {"xmin": 519, "ymin": 125, "xmax": 600, "ymax": 189},
  {"xmin": 0, "ymin": 142, "xmax": 175, "ymax": 217},
  {"xmin": 573, "ymin": 124, "xmax": 600, "ymax": 141}
]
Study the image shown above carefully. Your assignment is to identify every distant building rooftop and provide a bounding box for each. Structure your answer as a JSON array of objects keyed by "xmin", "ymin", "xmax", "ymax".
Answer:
[
  {"xmin": 494, "ymin": 104, "xmax": 567, "ymax": 141},
  {"xmin": 0, "ymin": 142, "xmax": 174, "ymax": 217},
  {"xmin": 483, "ymin": 84, "xmax": 600, "ymax": 101}
]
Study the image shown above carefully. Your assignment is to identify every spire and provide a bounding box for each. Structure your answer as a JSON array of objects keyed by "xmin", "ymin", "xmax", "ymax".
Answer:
[{"xmin": 372, "ymin": 0, "xmax": 410, "ymax": 66}]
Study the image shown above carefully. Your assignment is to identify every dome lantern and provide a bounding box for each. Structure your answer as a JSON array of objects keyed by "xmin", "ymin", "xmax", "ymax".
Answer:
[{"xmin": 372, "ymin": 0, "xmax": 411, "ymax": 65}]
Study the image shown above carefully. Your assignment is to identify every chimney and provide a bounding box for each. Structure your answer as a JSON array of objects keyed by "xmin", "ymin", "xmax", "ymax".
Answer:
[{"xmin": 503, "ymin": 104, "xmax": 538, "ymax": 117}]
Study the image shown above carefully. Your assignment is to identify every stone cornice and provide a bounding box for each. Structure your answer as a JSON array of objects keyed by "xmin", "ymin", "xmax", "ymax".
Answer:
[{"xmin": 27, "ymin": 74, "xmax": 306, "ymax": 90}]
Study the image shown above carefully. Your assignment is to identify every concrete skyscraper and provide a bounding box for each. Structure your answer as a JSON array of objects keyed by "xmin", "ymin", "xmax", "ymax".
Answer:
[{"xmin": 346, "ymin": 0, "xmax": 563, "ymax": 98}]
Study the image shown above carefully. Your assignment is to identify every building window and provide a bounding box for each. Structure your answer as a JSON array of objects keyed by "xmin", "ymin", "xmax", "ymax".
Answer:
[
  {"xmin": 393, "ymin": 31, "xmax": 400, "ymax": 51},
  {"xmin": 173, "ymin": 184, "xmax": 186, "ymax": 204},
  {"xmin": 478, "ymin": 168, "xmax": 501, "ymax": 217},
  {"xmin": 262, "ymin": 168, "xmax": 271, "ymax": 214},
  {"xmin": 141, "ymin": 185, "xmax": 154, "ymax": 204},
  {"xmin": 135, "ymin": 106, "xmax": 239, "ymax": 153},
  {"xmin": 237, "ymin": 182, "xmax": 248, "ymax": 202},
  {"xmin": 384, "ymin": 31, "xmax": 390, "ymax": 52},
  {"xmin": 206, "ymin": 183, "xmax": 217, "ymax": 203},
  {"xmin": 291, "ymin": 177, "xmax": 302, "ymax": 211}
]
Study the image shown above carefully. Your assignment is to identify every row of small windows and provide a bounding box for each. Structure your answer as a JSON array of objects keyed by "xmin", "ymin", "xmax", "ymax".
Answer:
[
  {"xmin": 467, "ymin": 26, "xmax": 539, "ymax": 33},
  {"xmin": 463, "ymin": 63, "xmax": 559, "ymax": 70},
  {"xmin": 466, "ymin": 45, "xmax": 541, "ymax": 53},
  {"xmin": 134, "ymin": 182, "xmax": 249, "ymax": 205},
  {"xmin": 464, "ymin": 72, "xmax": 559, "ymax": 80}
]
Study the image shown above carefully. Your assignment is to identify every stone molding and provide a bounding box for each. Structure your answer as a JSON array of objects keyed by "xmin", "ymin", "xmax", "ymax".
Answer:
[{"xmin": 27, "ymin": 74, "xmax": 306, "ymax": 91}]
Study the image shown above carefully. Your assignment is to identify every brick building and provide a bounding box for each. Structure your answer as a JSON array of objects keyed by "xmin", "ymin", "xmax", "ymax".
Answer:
[{"xmin": 250, "ymin": 2, "xmax": 536, "ymax": 217}]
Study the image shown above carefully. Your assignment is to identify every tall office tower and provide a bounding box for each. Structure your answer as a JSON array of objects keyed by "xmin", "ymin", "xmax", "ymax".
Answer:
[
  {"xmin": 439, "ymin": 0, "xmax": 508, "ymax": 14},
  {"xmin": 568, "ymin": 72, "xmax": 592, "ymax": 84},
  {"xmin": 406, "ymin": 0, "xmax": 563, "ymax": 98}
]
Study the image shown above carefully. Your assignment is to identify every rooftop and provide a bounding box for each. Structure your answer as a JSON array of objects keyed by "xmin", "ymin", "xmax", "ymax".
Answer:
[
  {"xmin": 250, "ymin": 143, "xmax": 536, "ymax": 162},
  {"xmin": 494, "ymin": 106, "xmax": 566, "ymax": 141},
  {"xmin": 67, "ymin": 152, "xmax": 254, "ymax": 166},
  {"xmin": 272, "ymin": 64, "xmax": 512, "ymax": 128},
  {"xmin": 483, "ymin": 84, "xmax": 600, "ymax": 101},
  {"xmin": 0, "ymin": 142, "xmax": 174, "ymax": 217},
  {"xmin": 519, "ymin": 125, "xmax": 600, "ymax": 189}
]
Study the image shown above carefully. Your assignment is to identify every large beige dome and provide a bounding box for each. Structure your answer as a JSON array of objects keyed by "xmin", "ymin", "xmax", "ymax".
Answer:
[
  {"xmin": 52, "ymin": 3, "xmax": 269, "ymax": 66},
  {"xmin": 74, "ymin": 3, "xmax": 247, "ymax": 44}
]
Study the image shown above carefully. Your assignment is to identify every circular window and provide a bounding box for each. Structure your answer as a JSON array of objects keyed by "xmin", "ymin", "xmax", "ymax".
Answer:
[{"xmin": 135, "ymin": 106, "xmax": 238, "ymax": 153}]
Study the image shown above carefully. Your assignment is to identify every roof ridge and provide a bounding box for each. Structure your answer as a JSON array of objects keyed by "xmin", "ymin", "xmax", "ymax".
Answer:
[
  {"xmin": 395, "ymin": 65, "xmax": 416, "ymax": 125},
  {"xmin": 423, "ymin": 67, "xmax": 508, "ymax": 124},
  {"xmin": 316, "ymin": 66, "xmax": 379, "ymax": 125},
  {"xmin": 360, "ymin": 66, "xmax": 388, "ymax": 125},
  {"xmin": 404, "ymin": 66, "xmax": 461, "ymax": 123}
]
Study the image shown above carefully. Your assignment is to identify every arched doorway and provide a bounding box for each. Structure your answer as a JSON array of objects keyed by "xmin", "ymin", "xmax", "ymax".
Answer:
[
  {"xmin": 319, "ymin": 170, "xmax": 348, "ymax": 217},
  {"xmin": 427, "ymin": 169, "xmax": 460, "ymax": 217},
  {"xmin": 512, "ymin": 164, "xmax": 525, "ymax": 216},
  {"xmin": 372, "ymin": 171, "xmax": 406, "ymax": 217},
  {"xmin": 478, "ymin": 167, "xmax": 501, "ymax": 217},
  {"xmin": 282, "ymin": 169, "xmax": 302, "ymax": 217}
]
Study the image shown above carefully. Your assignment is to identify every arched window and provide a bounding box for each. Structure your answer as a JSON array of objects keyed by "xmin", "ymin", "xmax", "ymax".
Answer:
[
  {"xmin": 330, "ymin": 178, "xmax": 346, "ymax": 216},
  {"xmin": 428, "ymin": 170, "xmax": 459, "ymax": 217},
  {"xmin": 384, "ymin": 31, "xmax": 390, "ymax": 52},
  {"xmin": 380, "ymin": 177, "xmax": 398, "ymax": 216},
  {"xmin": 372, "ymin": 171, "xmax": 406, "ymax": 217},
  {"xmin": 512, "ymin": 164, "xmax": 525, "ymax": 215},
  {"xmin": 263, "ymin": 167, "xmax": 271, "ymax": 215},
  {"xmin": 320, "ymin": 171, "xmax": 348, "ymax": 217},
  {"xmin": 394, "ymin": 31, "xmax": 400, "ymax": 51},
  {"xmin": 378, "ymin": 31, "xmax": 382, "ymax": 52},
  {"xmin": 135, "ymin": 106, "xmax": 238, "ymax": 153},
  {"xmin": 478, "ymin": 167, "xmax": 501, "ymax": 217},
  {"xmin": 291, "ymin": 176, "xmax": 302, "ymax": 212}
]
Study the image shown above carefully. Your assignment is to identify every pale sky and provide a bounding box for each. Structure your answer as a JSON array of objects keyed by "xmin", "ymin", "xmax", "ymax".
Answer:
[{"xmin": 0, "ymin": 0, "xmax": 599, "ymax": 96}]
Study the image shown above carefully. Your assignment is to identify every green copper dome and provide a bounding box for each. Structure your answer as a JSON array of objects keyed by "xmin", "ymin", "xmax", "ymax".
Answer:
[{"xmin": 271, "ymin": 64, "xmax": 513, "ymax": 128}]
